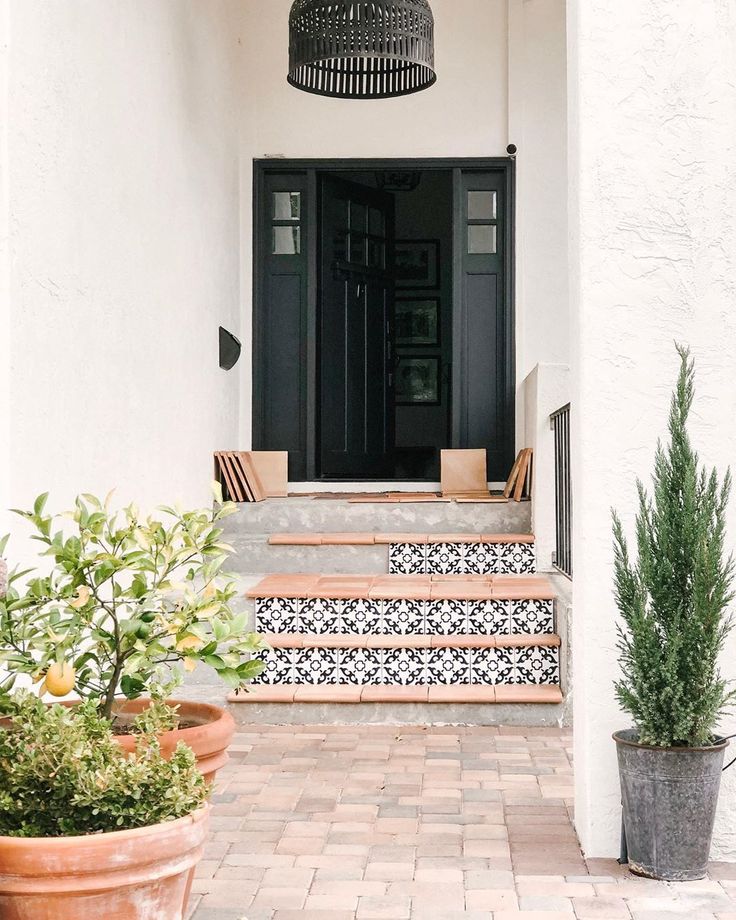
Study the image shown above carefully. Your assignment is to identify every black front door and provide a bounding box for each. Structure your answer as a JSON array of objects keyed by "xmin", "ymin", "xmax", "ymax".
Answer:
[{"xmin": 318, "ymin": 175, "xmax": 395, "ymax": 479}]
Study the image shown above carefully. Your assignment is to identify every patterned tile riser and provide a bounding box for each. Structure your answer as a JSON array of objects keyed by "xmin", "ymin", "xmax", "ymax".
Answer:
[
  {"xmin": 253, "ymin": 645, "xmax": 559, "ymax": 686},
  {"xmin": 255, "ymin": 596, "xmax": 554, "ymax": 636},
  {"xmin": 388, "ymin": 542, "xmax": 536, "ymax": 576}
]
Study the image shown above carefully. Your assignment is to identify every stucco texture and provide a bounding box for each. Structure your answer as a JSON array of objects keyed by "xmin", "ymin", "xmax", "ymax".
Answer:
[
  {"xmin": 569, "ymin": 0, "xmax": 736, "ymax": 859},
  {"xmin": 4, "ymin": 0, "xmax": 245, "ymax": 537}
]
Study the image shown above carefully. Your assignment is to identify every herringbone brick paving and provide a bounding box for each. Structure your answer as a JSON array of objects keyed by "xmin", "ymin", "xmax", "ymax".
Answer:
[{"xmin": 188, "ymin": 725, "xmax": 736, "ymax": 919}]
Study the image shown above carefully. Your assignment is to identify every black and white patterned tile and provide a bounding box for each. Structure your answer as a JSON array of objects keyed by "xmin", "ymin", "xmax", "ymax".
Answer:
[
  {"xmin": 467, "ymin": 599, "xmax": 511, "ymax": 635},
  {"xmin": 510, "ymin": 599, "xmax": 554, "ymax": 635},
  {"xmin": 254, "ymin": 647, "xmax": 294, "ymax": 684},
  {"xmin": 464, "ymin": 542, "xmax": 499, "ymax": 575},
  {"xmin": 425, "ymin": 599, "xmax": 467, "ymax": 635},
  {"xmin": 470, "ymin": 646, "xmax": 518, "ymax": 685},
  {"xmin": 293, "ymin": 648, "xmax": 339, "ymax": 684},
  {"xmin": 341, "ymin": 598, "xmax": 381, "ymax": 635},
  {"xmin": 425, "ymin": 543, "xmax": 465, "ymax": 575},
  {"xmin": 389, "ymin": 543, "xmax": 426, "ymax": 575},
  {"xmin": 499, "ymin": 542, "xmax": 536, "ymax": 574},
  {"xmin": 381, "ymin": 599, "xmax": 425, "ymax": 635},
  {"xmin": 516, "ymin": 646, "xmax": 559, "ymax": 684},
  {"xmin": 256, "ymin": 597, "xmax": 299, "ymax": 634},
  {"xmin": 339, "ymin": 648, "xmax": 382, "ymax": 685},
  {"xmin": 300, "ymin": 597, "xmax": 341, "ymax": 634},
  {"xmin": 382, "ymin": 648, "xmax": 426, "ymax": 685},
  {"xmin": 426, "ymin": 647, "xmax": 472, "ymax": 684}
]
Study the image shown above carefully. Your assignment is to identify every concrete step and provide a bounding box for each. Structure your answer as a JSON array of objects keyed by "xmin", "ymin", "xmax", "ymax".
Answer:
[
  {"xmin": 228, "ymin": 532, "xmax": 537, "ymax": 576},
  {"xmin": 230, "ymin": 684, "xmax": 562, "ymax": 704},
  {"xmin": 222, "ymin": 497, "xmax": 531, "ymax": 539}
]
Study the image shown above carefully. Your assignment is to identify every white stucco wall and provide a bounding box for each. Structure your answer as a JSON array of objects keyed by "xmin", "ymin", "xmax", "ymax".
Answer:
[
  {"xmin": 568, "ymin": 0, "xmax": 736, "ymax": 859},
  {"xmin": 238, "ymin": 0, "xmax": 569, "ymax": 455},
  {"xmin": 3, "ymin": 0, "xmax": 245, "ymax": 539}
]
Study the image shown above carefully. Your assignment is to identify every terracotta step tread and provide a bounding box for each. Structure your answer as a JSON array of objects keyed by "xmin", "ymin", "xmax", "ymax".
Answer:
[
  {"xmin": 262, "ymin": 633, "xmax": 561, "ymax": 650},
  {"xmin": 247, "ymin": 573, "xmax": 554, "ymax": 601},
  {"xmin": 229, "ymin": 684, "xmax": 563, "ymax": 705},
  {"xmin": 268, "ymin": 532, "xmax": 535, "ymax": 546}
]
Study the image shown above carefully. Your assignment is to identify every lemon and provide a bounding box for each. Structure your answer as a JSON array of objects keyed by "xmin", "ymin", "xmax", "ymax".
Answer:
[{"xmin": 45, "ymin": 662, "xmax": 76, "ymax": 697}]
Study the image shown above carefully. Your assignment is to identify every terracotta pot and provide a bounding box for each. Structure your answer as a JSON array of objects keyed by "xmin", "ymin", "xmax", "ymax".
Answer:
[
  {"xmin": 0, "ymin": 806, "xmax": 209, "ymax": 920},
  {"xmin": 112, "ymin": 698, "xmax": 235, "ymax": 784}
]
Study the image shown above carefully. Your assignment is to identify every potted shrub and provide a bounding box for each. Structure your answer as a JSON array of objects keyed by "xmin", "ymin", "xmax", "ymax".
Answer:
[
  {"xmin": 612, "ymin": 345, "xmax": 734, "ymax": 881},
  {"xmin": 0, "ymin": 487, "xmax": 265, "ymax": 781},
  {"xmin": 0, "ymin": 694, "xmax": 209, "ymax": 919}
]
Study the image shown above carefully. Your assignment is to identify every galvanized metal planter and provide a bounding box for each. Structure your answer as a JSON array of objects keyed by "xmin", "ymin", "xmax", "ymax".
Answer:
[{"xmin": 614, "ymin": 729, "xmax": 728, "ymax": 881}]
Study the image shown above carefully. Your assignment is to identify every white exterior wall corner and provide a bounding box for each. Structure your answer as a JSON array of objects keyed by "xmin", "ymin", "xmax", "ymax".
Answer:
[
  {"xmin": 6, "ymin": 0, "xmax": 246, "ymax": 544},
  {"xmin": 0, "ymin": 0, "xmax": 10, "ymax": 536},
  {"xmin": 568, "ymin": 0, "xmax": 736, "ymax": 858}
]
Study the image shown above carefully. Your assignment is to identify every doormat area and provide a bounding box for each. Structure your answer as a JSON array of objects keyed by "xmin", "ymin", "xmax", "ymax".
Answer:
[{"xmin": 290, "ymin": 491, "xmax": 515, "ymax": 504}]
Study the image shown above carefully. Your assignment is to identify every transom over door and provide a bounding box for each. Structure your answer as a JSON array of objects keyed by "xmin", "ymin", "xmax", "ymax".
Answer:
[{"xmin": 319, "ymin": 175, "xmax": 395, "ymax": 479}]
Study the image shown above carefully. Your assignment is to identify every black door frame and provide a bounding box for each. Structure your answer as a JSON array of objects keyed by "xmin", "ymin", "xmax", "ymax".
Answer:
[{"xmin": 253, "ymin": 157, "xmax": 516, "ymax": 482}]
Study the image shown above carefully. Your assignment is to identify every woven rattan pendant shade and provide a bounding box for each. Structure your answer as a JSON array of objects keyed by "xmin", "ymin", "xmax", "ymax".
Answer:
[{"xmin": 288, "ymin": 0, "xmax": 436, "ymax": 99}]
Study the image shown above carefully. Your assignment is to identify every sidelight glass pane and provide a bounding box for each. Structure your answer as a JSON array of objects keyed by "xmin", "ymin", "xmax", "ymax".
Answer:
[
  {"xmin": 273, "ymin": 191, "xmax": 301, "ymax": 221},
  {"xmin": 273, "ymin": 225, "xmax": 301, "ymax": 255},
  {"xmin": 468, "ymin": 224, "xmax": 497, "ymax": 254},
  {"xmin": 468, "ymin": 191, "xmax": 496, "ymax": 221}
]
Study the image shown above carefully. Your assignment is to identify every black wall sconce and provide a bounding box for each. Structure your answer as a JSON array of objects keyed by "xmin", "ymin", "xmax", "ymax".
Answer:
[{"xmin": 219, "ymin": 327, "xmax": 241, "ymax": 371}]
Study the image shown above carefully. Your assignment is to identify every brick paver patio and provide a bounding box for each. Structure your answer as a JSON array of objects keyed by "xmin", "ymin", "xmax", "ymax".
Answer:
[{"xmin": 188, "ymin": 724, "xmax": 736, "ymax": 920}]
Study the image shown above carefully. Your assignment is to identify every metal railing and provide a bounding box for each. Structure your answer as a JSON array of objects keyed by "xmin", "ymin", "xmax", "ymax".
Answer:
[{"xmin": 550, "ymin": 403, "xmax": 572, "ymax": 578}]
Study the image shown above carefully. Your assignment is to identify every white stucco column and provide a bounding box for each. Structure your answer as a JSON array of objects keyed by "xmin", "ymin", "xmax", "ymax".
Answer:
[
  {"xmin": 568, "ymin": 0, "xmax": 736, "ymax": 857},
  {"xmin": 0, "ymin": 0, "xmax": 9, "ymax": 535}
]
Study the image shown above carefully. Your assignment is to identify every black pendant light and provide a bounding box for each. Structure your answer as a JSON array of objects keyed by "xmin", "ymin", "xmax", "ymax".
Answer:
[{"xmin": 288, "ymin": 0, "xmax": 436, "ymax": 100}]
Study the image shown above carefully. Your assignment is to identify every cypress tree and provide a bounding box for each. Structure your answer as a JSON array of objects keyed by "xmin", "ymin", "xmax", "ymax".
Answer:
[{"xmin": 612, "ymin": 344, "xmax": 735, "ymax": 747}]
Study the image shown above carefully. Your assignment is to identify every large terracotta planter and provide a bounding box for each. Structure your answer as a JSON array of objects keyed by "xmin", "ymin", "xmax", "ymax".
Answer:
[
  {"xmin": 0, "ymin": 806, "xmax": 209, "ymax": 920},
  {"xmin": 112, "ymin": 699, "xmax": 235, "ymax": 784}
]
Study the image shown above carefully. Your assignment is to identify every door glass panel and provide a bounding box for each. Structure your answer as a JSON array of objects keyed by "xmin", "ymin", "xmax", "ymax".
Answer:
[
  {"xmin": 369, "ymin": 207, "xmax": 385, "ymax": 236},
  {"xmin": 368, "ymin": 239, "xmax": 385, "ymax": 268},
  {"xmin": 350, "ymin": 201, "xmax": 367, "ymax": 233},
  {"xmin": 468, "ymin": 224, "xmax": 497, "ymax": 254},
  {"xmin": 467, "ymin": 191, "xmax": 496, "ymax": 221},
  {"xmin": 273, "ymin": 225, "xmax": 301, "ymax": 255},
  {"xmin": 273, "ymin": 191, "xmax": 301, "ymax": 221},
  {"xmin": 349, "ymin": 232, "xmax": 367, "ymax": 265}
]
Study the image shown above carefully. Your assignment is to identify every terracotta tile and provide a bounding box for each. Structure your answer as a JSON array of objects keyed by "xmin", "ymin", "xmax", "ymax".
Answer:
[
  {"xmin": 246, "ymin": 574, "xmax": 319, "ymax": 599},
  {"xmin": 263, "ymin": 634, "xmax": 305, "ymax": 648},
  {"xmin": 268, "ymin": 533, "xmax": 322, "ymax": 545},
  {"xmin": 431, "ymin": 635, "xmax": 496, "ymax": 649},
  {"xmin": 369, "ymin": 584, "xmax": 432, "ymax": 600},
  {"xmin": 428, "ymin": 686, "xmax": 496, "ymax": 703},
  {"xmin": 425, "ymin": 533, "xmax": 483, "ymax": 544},
  {"xmin": 481, "ymin": 533, "xmax": 535, "ymax": 544},
  {"xmin": 492, "ymin": 586, "xmax": 557, "ymax": 601},
  {"xmin": 302, "ymin": 634, "xmax": 369, "ymax": 649},
  {"xmin": 372, "ymin": 575, "xmax": 431, "ymax": 587},
  {"xmin": 227, "ymin": 685, "xmax": 297, "ymax": 703},
  {"xmin": 320, "ymin": 533, "xmax": 376, "ymax": 545},
  {"xmin": 374, "ymin": 533, "xmax": 428, "ymax": 544},
  {"xmin": 492, "ymin": 575, "xmax": 553, "ymax": 590},
  {"xmin": 360, "ymin": 686, "xmax": 429, "ymax": 703},
  {"xmin": 440, "ymin": 449, "xmax": 488, "ymax": 494},
  {"xmin": 365, "ymin": 635, "xmax": 432, "ymax": 649},
  {"xmin": 494, "ymin": 685, "xmax": 563, "ymax": 704},
  {"xmin": 293, "ymin": 686, "xmax": 362, "ymax": 703}
]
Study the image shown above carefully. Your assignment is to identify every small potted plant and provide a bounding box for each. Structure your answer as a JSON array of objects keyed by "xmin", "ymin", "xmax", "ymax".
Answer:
[
  {"xmin": 612, "ymin": 345, "xmax": 734, "ymax": 881},
  {"xmin": 0, "ymin": 694, "xmax": 209, "ymax": 919},
  {"xmin": 0, "ymin": 486, "xmax": 265, "ymax": 780}
]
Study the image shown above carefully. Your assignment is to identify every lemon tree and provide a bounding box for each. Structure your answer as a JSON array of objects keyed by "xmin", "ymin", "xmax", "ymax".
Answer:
[{"xmin": 0, "ymin": 488, "xmax": 265, "ymax": 718}]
